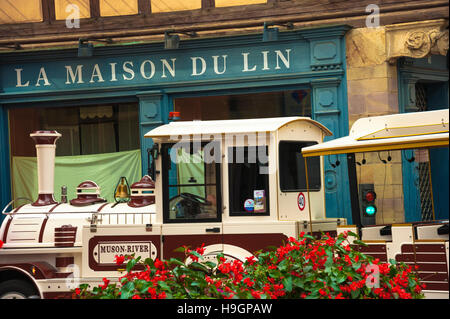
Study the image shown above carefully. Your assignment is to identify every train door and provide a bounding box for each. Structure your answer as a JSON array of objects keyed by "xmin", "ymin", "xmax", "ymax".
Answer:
[{"xmin": 159, "ymin": 140, "xmax": 223, "ymax": 261}]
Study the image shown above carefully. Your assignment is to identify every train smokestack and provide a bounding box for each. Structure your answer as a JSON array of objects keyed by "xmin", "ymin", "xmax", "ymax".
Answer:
[{"xmin": 30, "ymin": 130, "xmax": 61, "ymax": 206}]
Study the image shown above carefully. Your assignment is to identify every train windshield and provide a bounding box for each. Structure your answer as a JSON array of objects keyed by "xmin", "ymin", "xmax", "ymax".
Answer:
[{"xmin": 161, "ymin": 141, "xmax": 221, "ymax": 223}]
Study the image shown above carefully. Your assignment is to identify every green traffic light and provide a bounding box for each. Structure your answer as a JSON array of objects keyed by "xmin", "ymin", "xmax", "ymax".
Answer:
[{"xmin": 365, "ymin": 205, "xmax": 377, "ymax": 216}]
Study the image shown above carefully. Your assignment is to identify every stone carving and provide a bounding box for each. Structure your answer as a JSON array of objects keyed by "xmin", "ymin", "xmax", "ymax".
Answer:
[
  {"xmin": 385, "ymin": 19, "xmax": 449, "ymax": 64},
  {"xmin": 405, "ymin": 29, "xmax": 449, "ymax": 59}
]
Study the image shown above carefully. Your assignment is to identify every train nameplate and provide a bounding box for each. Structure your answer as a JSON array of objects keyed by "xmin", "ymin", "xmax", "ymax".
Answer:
[{"xmin": 93, "ymin": 241, "xmax": 156, "ymax": 264}]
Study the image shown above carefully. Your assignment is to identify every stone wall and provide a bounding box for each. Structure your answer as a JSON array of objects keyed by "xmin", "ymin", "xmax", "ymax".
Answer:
[{"xmin": 345, "ymin": 26, "xmax": 404, "ymax": 224}]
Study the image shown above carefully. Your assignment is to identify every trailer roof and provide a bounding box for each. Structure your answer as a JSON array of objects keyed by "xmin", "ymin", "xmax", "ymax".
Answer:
[
  {"xmin": 144, "ymin": 116, "xmax": 332, "ymax": 138},
  {"xmin": 302, "ymin": 109, "xmax": 449, "ymax": 157}
]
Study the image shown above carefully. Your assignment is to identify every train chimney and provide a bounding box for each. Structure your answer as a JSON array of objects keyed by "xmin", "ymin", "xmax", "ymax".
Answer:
[{"xmin": 30, "ymin": 130, "xmax": 61, "ymax": 206}]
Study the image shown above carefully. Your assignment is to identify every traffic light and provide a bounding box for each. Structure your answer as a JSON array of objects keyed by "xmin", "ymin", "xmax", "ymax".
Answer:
[
  {"xmin": 359, "ymin": 184, "xmax": 377, "ymax": 226},
  {"xmin": 363, "ymin": 189, "xmax": 377, "ymax": 216}
]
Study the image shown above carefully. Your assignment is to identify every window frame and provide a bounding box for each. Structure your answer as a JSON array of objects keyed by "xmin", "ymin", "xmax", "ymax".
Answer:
[
  {"xmin": 227, "ymin": 145, "xmax": 270, "ymax": 217},
  {"xmin": 161, "ymin": 141, "xmax": 222, "ymax": 224},
  {"xmin": 278, "ymin": 140, "xmax": 321, "ymax": 193}
]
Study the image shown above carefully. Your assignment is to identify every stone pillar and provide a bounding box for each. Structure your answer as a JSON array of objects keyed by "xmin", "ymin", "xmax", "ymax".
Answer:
[{"xmin": 345, "ymin": 26, "xmax": 402, "ymax": 224}]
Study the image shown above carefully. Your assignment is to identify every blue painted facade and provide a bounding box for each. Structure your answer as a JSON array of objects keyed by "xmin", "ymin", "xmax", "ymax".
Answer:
[
  {"xmin": 397, "ymin": 55, "xmax": 449, "ymax": 222},
  {"xmin": 0, "ymin": 25, "xmax": 352, "ymax": 222}
]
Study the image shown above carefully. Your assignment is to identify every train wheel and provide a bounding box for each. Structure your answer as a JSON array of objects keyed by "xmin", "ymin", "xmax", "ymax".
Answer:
[{"xmin": 0, "ymin": 279, "xmax": 39, "ymax": 299}]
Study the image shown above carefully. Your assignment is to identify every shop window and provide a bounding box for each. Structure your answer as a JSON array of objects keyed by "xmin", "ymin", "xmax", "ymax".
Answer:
[
  {"xmin": 162, "ymin": 142, "xmax": 221, "ymax": 223},
  {"xmin": 55, "ymin": 0, "xmax": 90, "ymax": 20},
  {"xmin": 279, "ymin": 141, "xmax": 321, "ymax": 192},
  {"xmin": 215, "ymin": 0, "xmax": 266, "ymax": 8},
  {"xmin": 99, "ymin": 0, "xmax": 138, "ymax": 16},
  {"xmin": 174, "ymin": 89, "xmax": 311, "ymax": 121},
  {"xmin": 151, "ymin": 0, "xmax": 201, "ymax": 13},
  {"xmin": 228, "ymin": 146, "xmax": 270, "ymax": 216},
  {"xmin": 0, "ymin": 0, "xmax": 42, "ymax": 24},
  {"xmin": 8, "ymin": 103, "xmax": 140, "ymax": 157}
]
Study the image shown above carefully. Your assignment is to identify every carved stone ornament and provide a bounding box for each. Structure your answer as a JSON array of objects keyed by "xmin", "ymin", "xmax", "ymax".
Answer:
[{"xmin": 386, "ymin": 19, "xmax": 449, "ymax": 64}]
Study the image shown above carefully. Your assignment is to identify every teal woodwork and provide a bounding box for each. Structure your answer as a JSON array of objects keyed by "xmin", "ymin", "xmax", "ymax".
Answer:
[
  {"xmin": 0, "ymin": 106, "xmax": 11, "ymax": 221},
  {"xmin": 0, "ymin": 25, "xmax": 352, "ymax": 222},
  {"xmin": 397, "ymin": 56, "xmax": 449, "ymax": 222}
]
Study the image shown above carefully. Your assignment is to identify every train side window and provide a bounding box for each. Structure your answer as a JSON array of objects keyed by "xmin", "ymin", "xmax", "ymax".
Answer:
[
  {"xmin": 228, "ymin": 146, "xmax": 270, "ymax": 216},
  {"xmin": 279, "ymin": 141, "xmax": 321, "ymax": 192},
  {"xmin": 161, "ymin": 142, "xmax": 222, "ymax": 223}
]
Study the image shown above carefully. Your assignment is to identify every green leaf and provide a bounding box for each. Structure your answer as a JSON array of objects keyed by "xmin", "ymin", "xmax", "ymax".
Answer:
[
  {"xmin": 353, "ymin": 240, "xmax": 368, "ymax": 247},
  {"xmin": 283, "ymin": 276, "xmax": 293, "ymax": 292},
  {"xmin": 203, "ymin": 261, "xmax": 217, "ymax": 269},
  {"xmin": 173, "ymin": 246, "xmax": 188, "ymax": 253},
  {"xmin": 351, "ymin": 289, "xmax": 360, "ymax": 299},
  {"xmin": 144, "ymin": 258, "xmax": 154, "ymax": 267},
  {"xmin": 293, "ymin": 277, "xmax": 304, "ymax": 289},
  {"xmin": 189, "ymin": 261, "xmax": 208, "ymax": 271},
  {"xmin": 169, "ymin": 258, "xmax": 185, "ymax": 267},
  {"xmin": 126, "ymin": 258, "xmax": 137, "ymax": 273},
  {"xmin": 158, "ymin": 280, "xmax": 170, "ymax": 291}
]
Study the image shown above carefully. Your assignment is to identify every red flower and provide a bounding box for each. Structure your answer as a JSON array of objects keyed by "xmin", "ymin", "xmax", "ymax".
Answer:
[
  {"xmin": 114, "ymin": 255, "xmax": 125, "ymax": 265},
  {"xmin": 132, "ymin": 294, "xmax": 142, "ymax": 299},
  {"xmin": 75, "ymin": 288, "xmax": 81, "ymax": 295},
  {"xmin": 0, "ymin": 240, "xmax": 3, "ymax": 249},
  {"xmin": 319, "ymin": 288, "xmax": 328, "ymax": 297},
  {"xmin": 250, "ymin": 290, "xmax": 262, "ymax": 299},
  {"xmin": 154, "ymin": 258, "xmax": 164, "ymax": 270},
  {"xmin": 243, "ymin": 277, "xmax": 255, "ymax": 288},
  {"xmin": 100, "ymin": 277, "xmax": 110, "ymax": 290},
  {"xmin": 245, "ymin": 256, "xmax": 256, "ymax": 265}
]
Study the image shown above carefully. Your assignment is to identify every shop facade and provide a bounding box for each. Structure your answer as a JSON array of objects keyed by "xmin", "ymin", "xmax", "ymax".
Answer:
[
  {"xmin": 0, "ymin": 25, "xmax": 353, "ymax": 222},
  {"xmin": 345, "ymin": 19, "xmax": 449, "ymax": 225}
]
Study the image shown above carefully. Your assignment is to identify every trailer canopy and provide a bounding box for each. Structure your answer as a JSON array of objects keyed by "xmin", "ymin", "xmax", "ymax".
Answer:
[
  {"xmin": 145, "ymin": 116, "xmax": 332, "ymax": 138},
  {"xmin": 302, "ymin": 109, "xmax": 449, "ymax": 157}
]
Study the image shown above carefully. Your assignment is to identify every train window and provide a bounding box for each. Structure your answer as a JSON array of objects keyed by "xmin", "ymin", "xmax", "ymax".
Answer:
[
  {"xmin": 279, "ymin": 141, "xmax": 321, "ymax": 192},
  {"xmin": 161, "ymin": 142, "xmax": 222, "ymax": 223},
  {"xmin": 228, "ymin": 146, "xmax": 270, "ymax": 216}
]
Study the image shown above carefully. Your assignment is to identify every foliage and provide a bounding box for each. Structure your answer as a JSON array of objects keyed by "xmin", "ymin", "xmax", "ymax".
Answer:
[{"xmin": 74, "ymin": 232, "xmax": 425, "ymax": 299}]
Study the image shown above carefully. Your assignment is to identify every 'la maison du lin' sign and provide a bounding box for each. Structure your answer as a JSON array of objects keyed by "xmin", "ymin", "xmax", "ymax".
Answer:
[{"xmin": 1, "ymin": 41, "xmax": 311, "ymax": 94}]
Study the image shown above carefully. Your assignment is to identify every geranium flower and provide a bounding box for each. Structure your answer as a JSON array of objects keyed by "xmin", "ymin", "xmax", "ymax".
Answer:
[{"xmin": 114, "ymin": 255, "xmax": 125, "ymax": 265}]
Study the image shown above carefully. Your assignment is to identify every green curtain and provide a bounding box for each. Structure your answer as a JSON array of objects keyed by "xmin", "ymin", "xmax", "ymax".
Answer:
[
  {"xmin": 177, "ymin": 149, "xmax": 205, "ymax": 198},
  {"xmin": 12, "ymin": 149, "xmax": 142, "ymax": 206}
]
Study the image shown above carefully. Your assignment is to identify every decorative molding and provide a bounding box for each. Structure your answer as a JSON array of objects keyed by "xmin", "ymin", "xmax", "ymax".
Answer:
[{"xmin": 386, "ymin": 19, "xmax": 449, "ymax": 64}]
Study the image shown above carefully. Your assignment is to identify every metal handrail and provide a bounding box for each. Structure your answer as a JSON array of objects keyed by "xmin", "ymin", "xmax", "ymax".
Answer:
[
  {"xmin": 1, "ymin": 197, "xmax": 33, "ymax": 216},
  {"xmin": 2, "ymin": 200, "xmax": 156, "ymax": 217}
]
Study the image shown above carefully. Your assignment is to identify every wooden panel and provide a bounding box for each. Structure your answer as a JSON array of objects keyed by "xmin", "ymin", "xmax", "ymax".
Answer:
[
  {"xmin": 418, "ymin": 272, "xmax": 449, "ymax": 282},
  {"xmin": 421, "ymin": 282, "xmax": 449, "ymax": 291},
  {"xmin": 0, "ymin": 0, "xmax": 447, "ymax": 44},
  {"xmin": 42, "ymin": 0, "xmax": 56, "ymax": 22},
  {"xmin": 396, "ymin": 253, "xmax": 447, "ymax": 263},
  {"xmin": 359, "ymin": 244, "xmax": 387, "ymax": 253},
  {"xmin": 89, "ymin": 0, "xmax": 100, "ymax": 18},
  {"xmin": 0, "ymin": 0, "xmax": 43, "ymax": 24},
  {"xmin": 403, "ymin": 262, "xmax": 448, "ymax": 272},
  {"xmin": 356, "ymin": 244, "xmax": 388, "ymax": 262},
  {"xmin": 401, "ymin": 243, "xmax": 446, "ymax": 253}
]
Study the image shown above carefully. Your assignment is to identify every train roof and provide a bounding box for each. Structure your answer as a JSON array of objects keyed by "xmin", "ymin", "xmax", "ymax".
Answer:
[
  {"xmin": 144, "ymin": 116, "xmax": 332, "ymax": 139},
  {"xmin": 302, "ymin": 109, "xmax": 449, "ymax": 157}
]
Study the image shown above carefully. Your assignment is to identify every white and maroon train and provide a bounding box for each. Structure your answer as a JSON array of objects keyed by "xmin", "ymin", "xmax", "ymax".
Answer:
[{"xmin": 0, "ymin": 117, "xmax": 343, "ymax": 299}]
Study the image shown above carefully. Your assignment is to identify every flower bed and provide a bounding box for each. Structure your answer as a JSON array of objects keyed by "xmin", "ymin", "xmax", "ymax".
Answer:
[{"xmin": 75, "ymin": 232, "xmax": 425, "ymax": 299}]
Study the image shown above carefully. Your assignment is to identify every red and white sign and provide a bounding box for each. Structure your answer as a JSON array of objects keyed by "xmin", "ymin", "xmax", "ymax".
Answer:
[{"xmin": 297, "ymin": 193, "xmax": 306, "ymax": 211}]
